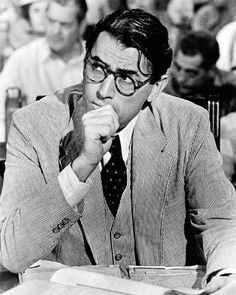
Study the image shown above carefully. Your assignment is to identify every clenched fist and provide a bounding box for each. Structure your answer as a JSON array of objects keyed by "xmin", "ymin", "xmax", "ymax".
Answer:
[{"xmin": 72, "ymin": 104, "xmax": 119, "ymax": 181}]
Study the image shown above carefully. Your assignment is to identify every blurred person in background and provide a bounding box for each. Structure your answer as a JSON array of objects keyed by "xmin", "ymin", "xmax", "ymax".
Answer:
[
  {"xmin": 82, "ymin": 0, "xmax": 107, "ymax": 40},
  {"xmin": 104, "ymin": 0, "xmax": 128, "ymax": 15},
  {"xmin": 0, "ymin": 0, "xmax": 87, "ymax": 142},
  {"xmin": 164, "ymin": 30, "xmax": 236, "ymax": 118},
  {"xmin": 126, "ymin": 0, "xmax": 171, "ymax": 35},
  {"xmin": 0, "ymin": 0, "xmax": 48, "ymax": 51},
  {"xmin": 216, "ymin": 20, "xmax": 236, "ymax": 74},
  {"xmin": 0, "ymin": 0, "xmax": 48, "ymax": 72},
  {"xmin": 83, "ymin": 0, "xmax": 127, "ymax": 40},
  {"xmin": 164, "ymin": 31, "xmax": 236, "ymax": 184},
  {"xmin": 220, "ymin": 112, "xmax": 236, "ymax": 186},
  {"xmin": 192, "ymin": 0, "xmax": 236, "ymax": 36},
  {"xmin": 167, "ymin": 0, "xmax": 194, "ymax": 47}
]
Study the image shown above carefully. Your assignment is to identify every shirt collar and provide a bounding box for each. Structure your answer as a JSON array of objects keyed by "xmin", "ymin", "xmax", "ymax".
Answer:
[
  {"xmin": 42, "ymin": 39, "xmax": 85, "ymax": 63},
  {"xmin": 118, "ymin": 116, "xmax": 138, "ymax": 162},
  {"xmin": 102, "ymin": 115, "xmax": 138, "ymax": 166}
]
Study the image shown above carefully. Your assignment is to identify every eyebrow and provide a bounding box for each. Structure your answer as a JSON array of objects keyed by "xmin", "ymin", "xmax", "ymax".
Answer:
[
  {"xmin": 174, "ymin": 60, "xmax": 199, "ymax": 74},
  {"xmin": 90, "ymin": 55, "xmax": 139, "ymax": 77}
]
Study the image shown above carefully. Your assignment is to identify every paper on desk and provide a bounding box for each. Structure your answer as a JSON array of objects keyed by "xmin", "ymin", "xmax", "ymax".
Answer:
[
  {"xmin": 50, "ymin": 268, "xmax": 206, "ymax": 295},
  {"xmin": 20, "ymin": 260, "xmax": 125, "ymax": 283}
]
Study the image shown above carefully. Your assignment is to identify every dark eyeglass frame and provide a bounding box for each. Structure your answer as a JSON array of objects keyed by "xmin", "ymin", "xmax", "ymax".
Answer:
[{"xmin": 84, "ymin": 55, "xmax": 152, "ymax": 97}]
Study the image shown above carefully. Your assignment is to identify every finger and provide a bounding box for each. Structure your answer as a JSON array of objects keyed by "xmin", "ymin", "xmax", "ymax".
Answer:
[
  {"xmin": 83, "ymin": 117, "xmax": 116, "ymax": 142},
  {"xmin": 83, "ymin": 123, "xmax": 112, "ymax": 141},
  {"xmin": 83, "ymin": 112, "xmax": 119, "ymax": 137},
  {"xmin": 83, "ymin": 105, "xmax": 119, "ymax": 131}
]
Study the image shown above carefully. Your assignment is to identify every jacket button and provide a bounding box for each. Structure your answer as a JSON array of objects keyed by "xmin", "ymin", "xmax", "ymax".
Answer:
[
  {"xmin": 57, "ymin": 223, "xmax": 64, "ymax": 230},
  {"xmin": 62, "ymin": 218, "xmax": 70, "ymax": 225},
  {"xmin": 115, "ymin": 254, "xmax": 122, "ymax": 261},
  {"xmin": 114, "ymin": 232, "xmax": 121, "ymax": 239},
  {"xmin": 52, "ymin": 227, "xmax": 60, "ymax": 233}
]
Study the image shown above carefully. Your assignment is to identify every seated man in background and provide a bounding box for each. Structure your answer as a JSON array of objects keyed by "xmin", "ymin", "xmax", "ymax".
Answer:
[
  {"xmin": 1, "ymin": 9, "xmax": 236, "ymax": 294},
  {"xmin": 0, "ymin": 0, "xmax": 48, "ymax": 51},
  {"xmin": 164, "ymin": 30, "xmax": 236, "ymax": 183},
  {"xmin": 164, "ymin": 30, "xmax": 236, "ymax": 118},
  {"xmin": 0, "ymin": 0, "xmax": 87, "ymax": 142}
]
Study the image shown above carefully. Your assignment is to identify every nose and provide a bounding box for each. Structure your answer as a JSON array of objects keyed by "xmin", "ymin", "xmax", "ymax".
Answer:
[
  {"xmin": 51, "ymin": 22, "xmax": 61, "ymax": 34},
  {"xmin": 176, "ymin": 70, "xmax": 187, "ymax": 84},
  {"xmin": 97, "ymin": 75, "xmax": 115, "ymax": 100}
]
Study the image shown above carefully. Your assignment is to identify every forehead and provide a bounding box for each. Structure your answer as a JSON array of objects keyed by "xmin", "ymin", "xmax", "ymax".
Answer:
[
  {"xmin": 30, "ymin": 1, "xmax": 48, "ymax": 11},
  {"xmin": 91, "ymin": 32, "xmax": 148, "ymax": 74},
  {"xmin": 47, "ymin": 2, "xmax": 78, "ymax": 22},
  {"xmin": 175, "ymin": 50, "xmax": 203, "ymax": 71}
]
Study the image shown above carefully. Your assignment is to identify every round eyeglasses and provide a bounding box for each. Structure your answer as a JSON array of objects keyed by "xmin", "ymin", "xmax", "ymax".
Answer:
[{"xmin": 84, "ymin": 57, "xmax": 152, "ymax": 97}]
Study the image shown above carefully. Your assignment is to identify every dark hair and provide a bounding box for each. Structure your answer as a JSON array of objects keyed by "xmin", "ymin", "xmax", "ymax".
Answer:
[
  {"xmin": 49, "ymin": 0, "xmax": 87, "ymax": 23},
  {"xmin": 175, "ymin": 31, "xmax": 220, "ymax": 70},
  {"xmin": 21, "ymin": 4, "xmax": 31, "ymax": 21},
  {"xmin": 85, "ymin": 9, "xmax": 173, "ymax": 83}
]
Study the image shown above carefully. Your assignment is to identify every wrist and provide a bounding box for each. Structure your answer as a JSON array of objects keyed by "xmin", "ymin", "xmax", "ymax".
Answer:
[{"xmin": 72, "ymin": 153, "xmax": 98, "ymax": 182}]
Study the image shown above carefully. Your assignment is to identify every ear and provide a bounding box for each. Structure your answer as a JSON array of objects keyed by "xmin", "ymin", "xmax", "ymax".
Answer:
[{"xmin": 147, "ymin": 75, "xmax": 168, "ymax": 103}]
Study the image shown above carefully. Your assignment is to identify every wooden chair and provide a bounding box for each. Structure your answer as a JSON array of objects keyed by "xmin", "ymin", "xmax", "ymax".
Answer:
[{"xmin": 184, "ymin": 95, "xmax": 220, "ymax": 150}]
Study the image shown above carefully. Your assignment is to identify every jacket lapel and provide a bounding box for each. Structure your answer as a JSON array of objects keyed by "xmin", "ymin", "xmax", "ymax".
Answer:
[{"xmin": 131, "ymin": 105, "xmax": 173, "ymax": 265}]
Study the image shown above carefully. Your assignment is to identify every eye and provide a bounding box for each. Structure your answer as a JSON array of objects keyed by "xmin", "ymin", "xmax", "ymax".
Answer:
[
  {"xmin": 119, "ymin": 74, "xmax": 133, "ymax": 84},
  {"xmin": 91, "ymin": 62, "xmax": 104, "ymax": 71},
  {"xmin": 173, "ymin": 63, "xmax": 181, "ymax": 72}
]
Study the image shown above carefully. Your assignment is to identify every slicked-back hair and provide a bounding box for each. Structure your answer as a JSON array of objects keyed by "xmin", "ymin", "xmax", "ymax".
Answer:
[
  {"xmin": 49, "ymin": 0, "xmax": 87, "ymax": 23},
  {"xmin": 85, "ymin": 9, "xmax": 173, "ymax": 84},
  {"xmin": 176, "ymin": 31, "xmax": 220, "ymax": 70}
]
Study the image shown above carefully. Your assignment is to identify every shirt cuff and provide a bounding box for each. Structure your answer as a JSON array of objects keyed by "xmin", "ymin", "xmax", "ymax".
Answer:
[{"xmin": 58, "ymin": 163, "xmax": 93, "ymax": 209}]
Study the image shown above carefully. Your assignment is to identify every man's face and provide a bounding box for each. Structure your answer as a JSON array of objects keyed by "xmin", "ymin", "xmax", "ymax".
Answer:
[
  {"xmin": 45, "ymin": 1, "xmax": 80, "ymax": 55},
  {"xmin": 83, "ymin": 32, "xmax": 154, "ymax": 130},
  {"xmin": 171, "ymin": 50, "xmax": 210, "ymax": 96},
  {"xmin": 29, "ymin": 0, "xmax": 47, "ymax": 33}
]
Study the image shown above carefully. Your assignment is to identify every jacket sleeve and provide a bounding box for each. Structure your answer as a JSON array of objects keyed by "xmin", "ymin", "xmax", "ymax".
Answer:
[
  {"xmin": 185, "ymin": 111, "xmax": 236, "ymax": 281},
  {"xmin": 0, "ymin": 109, "xmax": 80, "ymax": 273}
]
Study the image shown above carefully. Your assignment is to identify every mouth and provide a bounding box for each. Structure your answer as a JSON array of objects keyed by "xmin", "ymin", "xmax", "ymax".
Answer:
[
  {"xmin": 48, "ymin": 36, "xmax": 63, "ymax": 43},
  {"xmin": 90, "ymin": 101, "xmax": 104, "ymax": 110},
  {"xmin": 179, "ymin": 85, "xmax": 191, "ymax": 93}
]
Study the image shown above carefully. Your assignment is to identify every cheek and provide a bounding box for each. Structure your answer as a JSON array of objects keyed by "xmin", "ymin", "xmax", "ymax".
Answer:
[
  {"xmin": 118, "ymin": 101, "xmax": 144, "ymax": 127},
  {"xmin": 83, "ymin": 80, "xmax": 97, "ymax": 96}
]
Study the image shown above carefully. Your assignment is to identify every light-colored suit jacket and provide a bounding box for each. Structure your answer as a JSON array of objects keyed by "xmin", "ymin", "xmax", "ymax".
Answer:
[{"xmin": 1, "ymin": 84, "xmax": 236, "ymax": 279}]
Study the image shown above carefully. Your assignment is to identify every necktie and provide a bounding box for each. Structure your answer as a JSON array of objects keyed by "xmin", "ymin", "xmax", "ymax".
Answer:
[{"xmin": 101, "ymin": 135, "xmax": 127, "ymax": 216}]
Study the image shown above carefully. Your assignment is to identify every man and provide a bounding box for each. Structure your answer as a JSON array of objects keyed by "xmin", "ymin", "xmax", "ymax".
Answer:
[
  {"xmin": 216, "ymin": 20, "xmax": 236, "ymax": 74},
  {"xmin": 1, "ymin": 9, "xmax": 236, "ymax": 293},
  {"xmin": 192, "ymin": 0, "xmax": 235, "ymax": 36},
  {"xmin": 164, "ymin": 31, "xmax": 236, "ymax": 182},
  {"xmin": 0, "ymin": 0, "xmax": 87, "ymax": 142},
  {"xmin": 164, "ymin": 30, "xmax": 236, "ymax": 117}
]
